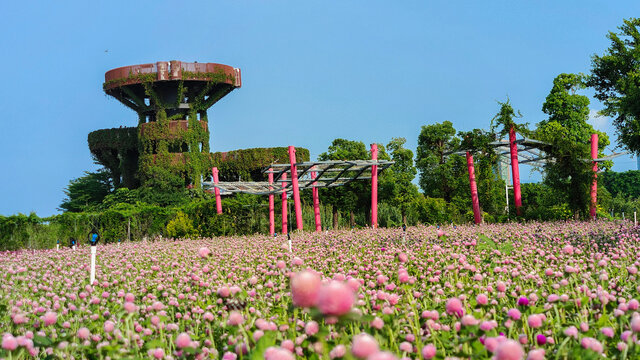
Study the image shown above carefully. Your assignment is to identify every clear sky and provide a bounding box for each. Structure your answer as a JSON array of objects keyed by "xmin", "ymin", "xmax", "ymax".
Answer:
[{"xmin": 1, "ymin": 1, "xmax": 638, "ymax": 217}]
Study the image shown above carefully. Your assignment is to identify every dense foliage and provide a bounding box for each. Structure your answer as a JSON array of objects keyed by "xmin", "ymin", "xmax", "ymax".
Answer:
[
  {"xmin": 536, "ymin": 73, "xmax": 610, "ymax": 217},
  {"xmin": 588, "ymin": 17, "xmax": 640, "ymax": 154}
]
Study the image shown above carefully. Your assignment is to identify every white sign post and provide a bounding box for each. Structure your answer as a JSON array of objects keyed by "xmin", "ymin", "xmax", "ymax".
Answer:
[{"xmin": 90, "ymin": 246, "xmax": 97, "ymax": 284}]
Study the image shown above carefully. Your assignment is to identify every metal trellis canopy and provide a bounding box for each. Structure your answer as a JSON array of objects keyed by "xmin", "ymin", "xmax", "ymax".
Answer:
[{"xmin": 202, "ymin": 160, "xmax": 394, "ymax": 196}]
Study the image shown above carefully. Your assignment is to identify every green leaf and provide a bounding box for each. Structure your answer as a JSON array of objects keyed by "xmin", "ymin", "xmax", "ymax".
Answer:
[
  {"xmin": 33, "ymin": 334, "xmax": 53, "ymax": 347},
  {"xmin": 251, "ymin": 331, "xmax": 277, "ymax": 360}
]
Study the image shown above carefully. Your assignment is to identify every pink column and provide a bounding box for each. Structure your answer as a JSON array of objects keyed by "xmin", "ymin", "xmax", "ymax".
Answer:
[
  {"xmin": 590, "ymin": 133, "xmax": 598, "ymax": 219},
  {"xmin": 311, "ymin": 168, "xmax": 322, "ymax": 232},
  {"xmin": 466, "ymin": 152, "xmax": 482, "ymax": 224},
  {"xmin": 288, "ymin": 146, "xmax": 303, "ymax": 231},
  {"xmin": 212, "ymin": 167, "xmax": 222, "ymax": 214},
  {"xmin": 509, "ymin": 126, "xmax": 522, "ymax": 215},
  {"xmin": 268, "ymin": 168, "xmax": 275, "ymax": 236},
  {"xmin": 371, "ymin": 143, "xmax": 378, "ymax": 228},
  {"xmin": 281, "ymin": 172, "xmax": 288, "ymax": 234}
]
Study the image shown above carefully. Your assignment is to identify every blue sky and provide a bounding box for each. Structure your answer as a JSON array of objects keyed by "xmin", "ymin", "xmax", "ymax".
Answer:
[{"xmin": 0, "ymin": 1, "xmax": 638, "ymax": 217}]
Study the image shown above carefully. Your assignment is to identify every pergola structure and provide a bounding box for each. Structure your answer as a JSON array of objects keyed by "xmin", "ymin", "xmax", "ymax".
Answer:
[
  {"xmin": 202, "ymin": 145, "xmax": 394, "ymax": 234},
  {"xmin": 460, "ymin": 131, "xmax": 626, "ymax": 224}
]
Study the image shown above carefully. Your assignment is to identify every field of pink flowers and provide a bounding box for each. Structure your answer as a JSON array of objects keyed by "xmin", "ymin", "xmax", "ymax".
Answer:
[{"xmin": 1, "ymin": 221, "xmax": 640, "ymax": 359}]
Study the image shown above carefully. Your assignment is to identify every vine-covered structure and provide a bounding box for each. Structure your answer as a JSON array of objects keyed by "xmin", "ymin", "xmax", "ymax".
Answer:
[{"xmin": 90, "ymin": 60, "xmax": 308, "ymax": 190}]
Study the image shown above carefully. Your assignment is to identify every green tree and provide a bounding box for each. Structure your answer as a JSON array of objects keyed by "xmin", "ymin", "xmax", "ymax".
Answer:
[
  {"xmin": 601, "ymin": 170, "xmax": 640, "ymax": 198},
  {"xmin": 318, "ymin": 139, "xmax": 389, "ymax": 228},
  {"xmin": 536, "ymin": 73, "xmax": 610, "ymax": 217},
  {"xmin": 166, "ymin": 211, "xmax": 198, "ymax": 238},
  {"xmin": 458, "ymin": 129, "xmax": 506, "ymax": 217},
  {"xmin": 588, "ymin": 18, "xmax": 640, "ymax": 154},
  {"xmin": 490, "ymin": 99, "xmax": 528, "ymax": 138},
  {"xmin": 59, "ymin": 169, "xmax": 114, "ymax": 212},
  {"xmin": 381, "ymin": 137, "xmax": 419, "ymax": 224},
  {"xmin": 416, "ymin": 121, "xmax": 466, "ymax": 202}
]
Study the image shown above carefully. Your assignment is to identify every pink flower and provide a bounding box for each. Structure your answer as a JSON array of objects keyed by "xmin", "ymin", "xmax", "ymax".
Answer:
[
  {"xmin": 494, "ymin": 339, "xmax": 524, "ymax": 360},
  {"xmin": 176, "ymin": 332, "xmax": 191, "ymax": 349},
  {"xmin": 292, "ymin": 257, "xmax": 303, "ymax": 266},
  {"xmin": 367, "ymin": 351, "xmax": 398, "ymax": 360},
  {"xmin": 198, "ymin": 247, "xmax": 210, "ymax": 258},
  {"xmin": 77, "ymin": 327, "xmax": 91, "ymax": 340},
  {"xmin": 536, "ymin": 334, "xmax": 546, "ymax": 345},
  {"xmin": 43, "ymin": 311, "xmax": 57, "ymax": 326},
  {"xmin": 564, "ymin": 326, "xmax": 578, "ymax": 338},
  {"xmin": 527, "ymin": 314, "xmax": 543, "ymax": 328},
  {"xmin": 421, "ymin": 344, "xmax": 436, "ymax": 359},
  {"xmin": 330, "ymin": 344, "xmax": 347, "ymax": 359},
  {"xmin": 484, "ymin": 337, "xmax": 502, "ymax": 353},
  {"xmin": 445, "ymin": 297, "xmax": 464, "ymax": 317},
  {"xmin": 507, "ymin": 308, "xmax": 521, "ymax": 320},
  {"xmin": 371, "ymin": 317, "xmax": 384, "ymax": 330},
  {"xmin": 351, "ymin": 333, "xmax": 379, "ymax": 358},
  {"xmin": 152, "ymin": 348, "xmax": 165, "ymax": 359},
  {"xmin": 124, "ymin": 301, "xmax": 136, "ymax": 313},
  {"xmin": 562, "ymin": 245, "xmax": 574, "ymax": 254},
  {"xmin": 317, "ymin": 281, "xmax": 354, "ymax": 316},
  {"xmin": 217, "ymin": 286, "xmax": 231, "ymax": 298},
  {"xmin": 227, "ymin": 311, "xmax": 244, "ymax": 326},
  {"xmin": 399, "ymin": 341, "xmax": 412, "ymax": 352},
  {"xmin": 398, "ymin": 253, "xmax": 408, "ymax": 263},
  {"xmin": 2, "ymin": 335, "xmax": 18, "ymax": 351},
  {"xmin": 461, "ymin": 315, "xmax": 478, "ymax": 326},
  {"xmin": 104, "ymin": 320, "xmax": 115, "ymax": 333},
  {"xmin": 305, "ymin": 321, "xmax": 319, "ymax": 336},
  {"xmin": 631, "ymin": 316, "xmax": 640, "ymax": 333},
  {"xmin": 476, "ymin": 294, "xmax": 488, "ymax": 306},
  {"xmin": 526, "ymin": 349, "xmax": 545, "ymax": 360},
  {"xmin": 601, "ymin": 327, "xmax": 615, "ymax": 338},
  {"xmin": 264, "ymin": 347, "xmax": 295, "ymax": 360},
  {"xmin": 290, "ymin": 271, "xmax": 322, "ymax": 308}
]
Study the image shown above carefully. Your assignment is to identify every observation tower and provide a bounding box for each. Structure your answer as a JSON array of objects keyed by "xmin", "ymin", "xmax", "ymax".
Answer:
[{"xmin": 92, "ymin": 61, "xmax": 241, "ymax": 188}]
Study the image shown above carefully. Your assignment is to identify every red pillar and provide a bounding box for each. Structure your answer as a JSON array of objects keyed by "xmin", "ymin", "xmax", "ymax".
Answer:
[
  {"xmin": 288, "ymin": 146, "xmax": 303, "ymax": 231},
  {"xmin": 590, "ymin": 133, "xmax": 598, "ymax": 219},
  {"xmin": 466, "ymin": 152, "xmax": 482, "ymax": 225},
  {"xmin": 311, "ymin": 168, "xmax": 322, "ymax": 232},
  {"xmin": 371, "ymin": 143, "xmax": 379, "ymax": 228},
  {"xmin": 212, "ymin": 167, "xmax": 222, "ymax": 214},
  {"xmin": 268, "ymin": 168, "xmax": 275, "ymax": 236},
  {"xmin": 509, "ymin": 126, "xmax": 522, "ymax": 215},
  {"xmin": 281, "ymin": 172, "xmax": 288, "ymax": 234}
]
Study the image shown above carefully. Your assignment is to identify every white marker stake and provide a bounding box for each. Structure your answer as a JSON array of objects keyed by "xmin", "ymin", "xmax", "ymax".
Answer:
[
  {"xmin": 288, "ymin": 239, "xmax": 292, "ymax": 252},
  {"xmin": 56, "ymin": 244, "xmax": 59, "ymax": 251},
  {"xmin": 72, "ymin": 245, "xmax": 76, "ymax": 250},
  {"xmin": 90, "ymin": 245, "xmax": 97, "ymax": 285}
]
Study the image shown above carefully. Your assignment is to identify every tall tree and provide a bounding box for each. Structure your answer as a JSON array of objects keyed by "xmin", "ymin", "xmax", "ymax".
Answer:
[
  {"xmin": 380, "ymin": 137, "xmax": 419, "ymax": 224},
  {"xmin": 458, "ymin": 129, "xmax": 506, "ymax": 216},
  {"xmin": 318, "ymin": 139, "xmax": 389, "ymax": 228},
  {"xmin": 59, "ymin": 169, "xmax": 114, "ymax": 212},
  {"xmin": 416, "ymin": 121, "xmax": 466, "ymax": 202},
  {"xmin": 588, "ymin": 18, "xmax": 640, "ymax": 154},
  {"xmin": 536, "ymin": 73, "xmax": 610, "ymax": 216}
]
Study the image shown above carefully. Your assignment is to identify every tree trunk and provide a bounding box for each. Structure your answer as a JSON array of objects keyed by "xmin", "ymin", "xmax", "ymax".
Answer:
[
  {"xmin": 333, "ymin": 208, "xmax": 339, "ymax": 230},
  {"xmin": 350, "ymin": 211, "xmax": 355, "ymax": 228},
  {"xmin": 402, "ymin": 213, "xmax": 407, "ymax": 226}
]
